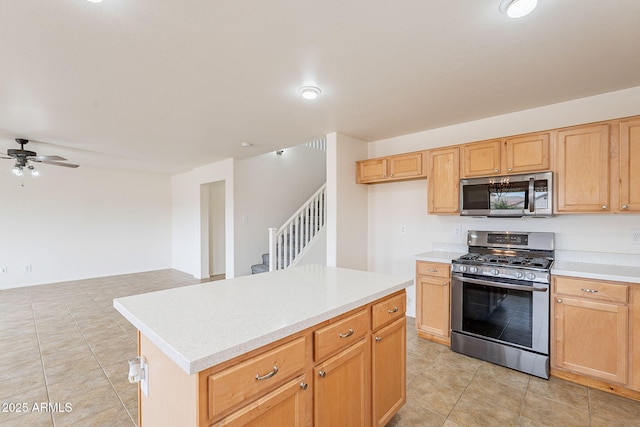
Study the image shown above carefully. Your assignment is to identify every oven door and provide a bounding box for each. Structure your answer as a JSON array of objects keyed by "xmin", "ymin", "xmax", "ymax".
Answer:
[{"xmin": 451, "ymin": 273, "xmax": 549, "ymax": 355}]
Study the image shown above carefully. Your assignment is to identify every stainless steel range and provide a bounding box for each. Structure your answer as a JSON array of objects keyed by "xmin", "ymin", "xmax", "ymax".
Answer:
[{"xmin": 450, "ymin": 230, "xmax": 554, "ymax": 379}]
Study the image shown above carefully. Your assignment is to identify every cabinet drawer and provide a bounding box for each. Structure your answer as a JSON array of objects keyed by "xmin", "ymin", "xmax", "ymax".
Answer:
[
  {"xmin": 554, "ymin": 276, "xmax": 628, "ymax": 304},
  {"xmin": 207, "ymin": 337, "xmax": 306, "ymax": 420},
  {"xmin": 314, "ymin": 310, "xmax": 369, "ymax": 362},
  {"xmin": 416, "ymin": 261, "xmax": 450, "ymax": 278},
  {"xmin": 372, "ymin": 292, "xmax": 406, "ymax": 331}
]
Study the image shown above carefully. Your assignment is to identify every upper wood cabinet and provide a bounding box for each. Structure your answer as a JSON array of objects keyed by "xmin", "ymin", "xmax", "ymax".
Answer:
[
  {"xmin": 619, "ymin": 118, "xmax": 640, "ymax": 212},
  {"xmin": 460, "ymin": 133, "xmax": 550, "ymax": 178},
  {"xmin": 555, "ymin": 124, "xmax": 611, "ymax": 213},
  {"xmin": 427, "ymin": 146, "xmax": 460, "ymax": 214},
  {"xmin": 356, "ymin": 151, "xmax": 427, "ymax": 184},
  {"xmin": 460, "ymin": 139, "xmax": 502, "ymax": 177}
]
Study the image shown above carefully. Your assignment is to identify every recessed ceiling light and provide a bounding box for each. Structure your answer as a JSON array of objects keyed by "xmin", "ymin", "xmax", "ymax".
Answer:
[
  {"xmin": 499, "ymin": 0, "xmax": 538, "ymax": 18},
  {"xmin": 299, "ymin": 86, "xmax": 321, "ymax": 100},
  {"xmin": 86, "ymin": 0, "xmax": 103, "ymax": 3},
  {"xmin": 241, "ymin": 142, "xmax": 253, "ymax": 148}
]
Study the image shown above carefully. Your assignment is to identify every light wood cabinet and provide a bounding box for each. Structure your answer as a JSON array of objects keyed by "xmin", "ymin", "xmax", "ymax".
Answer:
[
  {"xmin": 619, "ymin": 118, "xmax": 640, "ymax": 212},
  {"xmin": 555, "ymin": 123, "xmax": 611, "ymax": 213},
  {"xmin": 504, "ymin": 132, "xmax": 550, "ymax": 174},
  {"xmin": 461, "ymin": 139, "xmax": 502, "ymax": 178},
  {"xmin": 212, "ymin": 376, "xmax": 307, "ymax": 427},
  {"xmin": 356, "ymin": 151, "xmax": 426, "ymax": 184},
  {"xmin": 371, "ymin": 317, "xmax": 406, "ymax": 427},
  {"xmin": 415, "ymin": 261, "xmax": 451, "ymax": 345},
  {"xmin": 314, "ymin": 339, "xmax": 370, "ymax": 427},
  {"xmin": 552, "ymin": 276, "xmax": 629, "ymax": 385},
  {"xmin": 460, "ymin": 133, "xmax": 550, "ymax": 178},
  {"xmin": 427, "ymin": 146, "xmax": 460, "ymax": 214}
]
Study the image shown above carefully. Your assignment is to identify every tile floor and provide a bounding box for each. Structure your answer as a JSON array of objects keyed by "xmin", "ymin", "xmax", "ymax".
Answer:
[{"xmin": 1, "ymin": 269, "xmax": 639, "ymax": 426}]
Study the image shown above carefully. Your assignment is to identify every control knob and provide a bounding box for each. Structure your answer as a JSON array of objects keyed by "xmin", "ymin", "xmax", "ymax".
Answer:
[
  {"xmin": 526, "ymin": 272, "xmax": 536, "ymax": 281},
  {"xmin": 490, "ymin": 268, "xmax": 499, "ymax": 276},
  {"xmin": 514, "ymin": 271, "xmax": 524, "ymax": 279},
  {"xmin": 458, "ymin": 265, "xmax": 467, "ymax": 273},
  {"xmin": 469, "ymin": 266, "xmax": 478, "ymax": 274}
]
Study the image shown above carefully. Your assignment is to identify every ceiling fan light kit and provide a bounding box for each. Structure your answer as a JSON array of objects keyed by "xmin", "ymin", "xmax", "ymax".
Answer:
[
  {"xmin": 499, "ymin": 0, "xmax": 538, "ymax": 18},
  {"xmin": 2, "ymin": 138, "xmax": 79, "ymax": 183}
]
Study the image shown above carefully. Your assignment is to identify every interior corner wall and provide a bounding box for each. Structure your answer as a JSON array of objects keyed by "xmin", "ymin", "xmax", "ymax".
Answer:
[
  {"xmin": 0, "ymin": 166, "xmax": 172, "ymax": 290},
  {"xmin": 171, "ymin": 158, "xmax": 235, "ymax": 279},
  {"xmin": 233, "ymin": 144, "xmax": 326, "ymax": 277},
  {"xmin": 366, "ymin": 86, "xmax": 640, "ymax": 317},
  {"xmin": 326, "ymin": 132, "xmax": 368, "ymax": 270}
]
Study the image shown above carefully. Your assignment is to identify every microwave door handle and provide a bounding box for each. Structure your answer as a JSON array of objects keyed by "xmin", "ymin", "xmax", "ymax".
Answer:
[{"xmin": 529, "ymin": 177, "xmax": 535, "ymax": 213}]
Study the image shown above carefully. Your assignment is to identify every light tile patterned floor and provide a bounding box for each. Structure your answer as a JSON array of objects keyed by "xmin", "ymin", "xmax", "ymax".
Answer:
[{"xmin": 1, "ymin": 269, "xmax": 639, "ymax": 426}]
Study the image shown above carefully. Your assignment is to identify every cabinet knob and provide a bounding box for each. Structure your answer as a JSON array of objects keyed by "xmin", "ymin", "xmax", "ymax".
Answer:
[
  {"xmin": 318, "ymin": 370, "xmax": 326, "ymax": 378},
  {"xmin": 622, "ymin": 204, "xmax": 628, "ymax": 210},
  {"xmin": 602, "ymin": 205, "xmax": 607, "ymax": 209},
  {"xmin": 375, "ymin": 336, "xmax": 382, "ymax": 342},
  {"xmin": 494, "ymin": 169, "xmax": 499, "ymax": 173},
  {"xmin": 556, "ymin": 298, "xmax": 562, "ymax": 303},
  {"xmin": 390, "ymin": 173, "xmax": 394, "ymax": 177},
  {"xmin": 300, "ymin": 382, "xmax": 308, "ymax": 390},
  {"xmin": 507, "ymin": 168, "xmax": 512, "ymax": 171}
]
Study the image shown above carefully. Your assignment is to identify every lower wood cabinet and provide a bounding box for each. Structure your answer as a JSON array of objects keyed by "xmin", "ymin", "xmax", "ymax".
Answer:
[
  {"xmin": 213, "ymin": 376, "xmax": 307, "ymax": 427},
  {"xmin": 314, "ymin": 339, "xmax": 370, "ymax": 427},
  {"xmin": 371, "ymin": 318, "xmax": 406, "ymax": 427},
  {"xmin": 552, "ymin": 276, "xmax": 630, "ymax": 388},
  {"xmin": 415, "ymin": 261, "xmax": 451, "ymax": 345}
]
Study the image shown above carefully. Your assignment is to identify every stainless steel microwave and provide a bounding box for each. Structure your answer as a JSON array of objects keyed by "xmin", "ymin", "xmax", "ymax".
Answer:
[{"xmin": 459, "ymin": 171, "xmax": 553, "ymax": 217}]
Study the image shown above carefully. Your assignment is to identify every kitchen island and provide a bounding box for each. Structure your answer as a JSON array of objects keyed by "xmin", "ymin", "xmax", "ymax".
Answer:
[{"xmin": 114, "ymin": 264, "xmax": 412, "ymax": 427}]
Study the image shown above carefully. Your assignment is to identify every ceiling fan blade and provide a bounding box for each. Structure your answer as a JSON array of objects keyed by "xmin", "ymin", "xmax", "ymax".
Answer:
[
  {"xmin": 1, "ymin": 155, "xmax": 14, "ymax": 159},
  {"xmin": 30, "ymin": 155, "xmax": 68, "ymax": 162},
  {"xmin": 38, "ymin": 160, "xmax": 79, "ymax": 168}
]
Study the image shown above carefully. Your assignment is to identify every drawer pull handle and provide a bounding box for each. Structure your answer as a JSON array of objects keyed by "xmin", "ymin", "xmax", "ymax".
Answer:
[
  {"xmin": 427, "ymin": 269, "xmax": 438, "ymax": 272},
  {"xmin": 387, "ymin": 307, "xmax": 399, "ymax": 314},
  {"xmin": 339, "ymin": 329, "xmax": 355, "ymax": 338},
  {"xmin": 581, "ymin": 288, "xmax": 598, "ymax": 293},
  {"xmin": 319, "ymin": 370, "xmax": 327, "ymax": 378},
  {"xmin": 255, "ymin": 365, "xmax": 279, "ymax": 381}
]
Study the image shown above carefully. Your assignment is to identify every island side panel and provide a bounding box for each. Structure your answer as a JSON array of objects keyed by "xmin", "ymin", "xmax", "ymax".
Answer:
[{"xmin": 139, "ymin": 333, "xmax": 198, "ymax": 427}]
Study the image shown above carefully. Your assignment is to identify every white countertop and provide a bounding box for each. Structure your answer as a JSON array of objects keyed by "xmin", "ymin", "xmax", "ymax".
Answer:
[
  {"xmin": 413, "ymin": 251, "xmax": 464, "ymax": 264},
  {"xmin": 552, "ymin": 261, "xmax": 640, "ymax": 284},
  {"xmin": 113, "ymin": 265, "xmax": 412, "ymax": 375}
]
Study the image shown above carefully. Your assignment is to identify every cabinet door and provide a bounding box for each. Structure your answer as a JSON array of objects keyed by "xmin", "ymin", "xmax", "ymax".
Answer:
[
  {"xmin": 416, "ymin": 275, "xmax": 450, "ymax": 344},
  {"xmin": 555, "ymin": 124, "xmax": 610, "ymax": 213},
  {"xmin": 388, "ymin": 152, "xmax": 425, "ymax": 180},
  {"xmin": 213, "ymin": 376, "xmax": 307, "ymax": 427},
  {"xmin": 356, "ymin": 158, "xmax": 387, "ymax": 183},
  {"xmin": 314, "ymin": 339, "xmax": 369, "ymax": 427},
  {"xmin": 620, "ymin": 119, "xmax": 640, "ymax": 212},
  {"xmin": 504, "ymin": 132, "xmax": 550, "ymax": 174},
  {"xmin": 554, "ymin": 296, "xmax": 628, "ymax": 384},
  {"xmin": 372, "ymin": 318, "xmax": 406, "ymax": 427},
  {"xmin": 461, "ymin": 139, "xmax": 502, "ymax": 178},
  {"xmin": 428, "ymin": 147, "xmax": 460, "ymax": 214}
]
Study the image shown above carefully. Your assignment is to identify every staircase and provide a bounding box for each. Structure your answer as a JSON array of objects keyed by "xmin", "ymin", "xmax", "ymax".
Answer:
[{"xmin": 251, "ymin": 183, "xmax": 326, "ymax": 274}]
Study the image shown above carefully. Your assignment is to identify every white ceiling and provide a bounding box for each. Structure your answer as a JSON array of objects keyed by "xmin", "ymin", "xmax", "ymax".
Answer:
[{"xmin": 1, "ymin": 0, "xmax": 640, "ymax": 174}]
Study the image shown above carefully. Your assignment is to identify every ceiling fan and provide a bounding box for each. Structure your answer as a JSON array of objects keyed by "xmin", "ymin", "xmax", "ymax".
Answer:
[{"xmin": 1, "ymin": 138, "xmax": 79, "ymax": 176}]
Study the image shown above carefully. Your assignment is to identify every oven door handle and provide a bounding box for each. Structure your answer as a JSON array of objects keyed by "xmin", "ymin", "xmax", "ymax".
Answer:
[{"xmin": 453, "ymin": 275, "xmax": 548, "ymax": 292}]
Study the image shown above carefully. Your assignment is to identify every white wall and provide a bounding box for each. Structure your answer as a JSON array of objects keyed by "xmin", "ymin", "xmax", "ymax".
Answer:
[
  {"xmin": 0, "ymin": 166, "xmax": 172, "ymax": 289},
  {"xmin": 326, "ymin": 132, "xmax": 369, "ymax": 270},
  {"xmin": 233, "ymin": 144, "xmax": 326, "ymax": 276},
  {"xmin": 366, "ymin": 86, "xmax": 640, "ymax": 316},
  {"xmin": 171, "ymin": 158, "xmax": 235, "ymax": 279},
  {"xmin": 208, "ymin": 181, "xmax": 226, "ymax": 276}
]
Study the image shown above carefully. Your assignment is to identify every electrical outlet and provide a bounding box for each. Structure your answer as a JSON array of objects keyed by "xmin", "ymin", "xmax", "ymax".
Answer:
[
  {"xmin": 631, "ymin": 229, "xmax": 640, "ymax": 245},
  {"xmin": 0, "ymin": 266, "xmax": 7, "ymax": 274},
  {"xmin": 400, "ymin": 226, "xmax": 407, "ymax": 235},
  {"xmin": 24, "ymin": 265, "xmax": 32, "ymax": 273},
  {"xmin": 453, "ymin": 225, "xmax": 462, "ymax": 238}
]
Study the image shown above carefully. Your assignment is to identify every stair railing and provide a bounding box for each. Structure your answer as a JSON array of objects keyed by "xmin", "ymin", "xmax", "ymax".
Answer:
[{"xmin": 268, "ymin": 183, "xmax": 326, "ymax": 271}]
